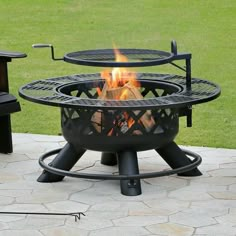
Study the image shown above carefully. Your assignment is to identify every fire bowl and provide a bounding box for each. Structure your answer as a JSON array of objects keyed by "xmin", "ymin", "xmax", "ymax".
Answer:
[{"xmin": 58, "ymin": 79, "xmax": 181, "ymax": 152}]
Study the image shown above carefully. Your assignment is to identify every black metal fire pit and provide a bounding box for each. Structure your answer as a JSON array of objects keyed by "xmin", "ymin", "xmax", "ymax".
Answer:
[{"xmin": 19, "ymin": 41, "xmax": 220, "ymax": 196}]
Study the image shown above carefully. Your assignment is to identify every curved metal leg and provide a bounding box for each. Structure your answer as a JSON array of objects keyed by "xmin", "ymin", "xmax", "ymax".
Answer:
[
  {"xmin": 101, "ymin": 152, "xmax": 117, "ymax": 166},
  {"xmin": 37, "ymin": 143, "xmax": 86, "ymax": 182},
  {"xmin": 156, "ymin": 141, "xmax": 202, "ymax": 176}
]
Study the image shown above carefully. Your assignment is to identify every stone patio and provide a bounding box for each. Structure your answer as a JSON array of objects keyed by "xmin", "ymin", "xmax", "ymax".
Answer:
[{"xmin": 0, "ymin": 133, "xmax": 235, "ymax": 235}]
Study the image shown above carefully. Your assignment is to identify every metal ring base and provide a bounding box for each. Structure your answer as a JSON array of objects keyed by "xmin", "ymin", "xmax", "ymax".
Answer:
[{"xmin": 38, "ymin": 148, "xmax": 202, "ymax": 180}]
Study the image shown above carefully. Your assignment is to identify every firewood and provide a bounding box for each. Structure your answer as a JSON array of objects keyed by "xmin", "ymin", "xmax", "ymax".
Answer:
[{"xmin": 92, "ymin": 81, "xmax": 155, "ymax": 134}]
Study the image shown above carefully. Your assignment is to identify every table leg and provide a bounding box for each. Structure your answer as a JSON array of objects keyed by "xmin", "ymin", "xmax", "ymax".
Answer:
[{"xmin": 0, "ymin": 115, "xmax": 13, "ymax": 153}]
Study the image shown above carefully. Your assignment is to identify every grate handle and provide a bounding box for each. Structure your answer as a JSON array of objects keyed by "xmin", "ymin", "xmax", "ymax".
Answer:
[
  {"xmin": 32, "ymin": 44, "xmax": 52, "ymax": 48},
  {"xmin": 32, "ymin": 43, "xmax": 63, "ymax": 61}
]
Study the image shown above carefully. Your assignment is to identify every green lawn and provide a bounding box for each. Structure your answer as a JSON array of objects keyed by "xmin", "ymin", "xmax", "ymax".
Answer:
[{"xmin": 1, "ymin": 0, "xmax": 235, "ymax": 148}]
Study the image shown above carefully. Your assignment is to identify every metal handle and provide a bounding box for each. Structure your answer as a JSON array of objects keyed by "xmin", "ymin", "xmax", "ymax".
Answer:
[
  {"xmin": 171, "ymin": 40, "xmax": 177, "ymax": 55},
  {"xmin": 32, "ymin": 44, "xmax": 52, "ymax": 48},
  {"xmin": 32, "ymin": 43, "xmax": 63, "ymax": 61}
]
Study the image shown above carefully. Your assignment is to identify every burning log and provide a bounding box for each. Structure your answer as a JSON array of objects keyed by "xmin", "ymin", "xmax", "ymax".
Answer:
[
  {"xmin": 91, "ymin": 48, "xmax": 155, "ymax": 135},
  {"xmin": 91, "ymin": 81, "xmax": 155, "ymax": 135}
]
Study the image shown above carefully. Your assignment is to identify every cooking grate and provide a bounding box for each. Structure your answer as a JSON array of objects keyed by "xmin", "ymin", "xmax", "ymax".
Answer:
[{"xmin": 19, "ymin": 73, "xmax": 220, "ymax": 109}]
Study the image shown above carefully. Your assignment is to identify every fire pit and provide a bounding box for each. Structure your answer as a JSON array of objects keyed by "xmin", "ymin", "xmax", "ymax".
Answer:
[{"xmin": 19, "ymin": 41, "xmax": 220, "ymax": 196}]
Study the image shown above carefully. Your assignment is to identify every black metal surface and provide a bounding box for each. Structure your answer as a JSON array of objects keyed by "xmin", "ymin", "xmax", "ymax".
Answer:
[
  {"xmin": 59, "ymin": 80, "xmax": 179, "ymax": 151},
  {"xmin": 61, "ymin": 106, "xmax": 179, "ymax": 152},
  {"xmin": 0, "ymin": 50, "xmax": 26, "ymax": 59},
  {"xmin": 101, "ymin": 152, "xmax": 117, "ymax": 166},
  {"xmin": 117, "ymin": 151, "xmax": 141, "ymax": 196},
  {"xmin": 19, "ymin": 73, "xmax": 221, "ymax": 110},
  {"xmin": 38, "ymin": 143, "xmax": 85, "ymax": 182},
  {"xmin": 0, "ymin": 51, "xmax": 26, "ymax": 154},
  {"xmin": 32, "ymin": 40, "xmax": 191, "ymax": 68},
  {"xmin": 38, "ymin": 147, "xmax": 202, "ymax": 181},
  {"xmin": 156, "ymin": 141, "xmax": 202, "ymax": 176},
  {"xmin": 0, "ymin": 211, "xmax": 85, "ymax": 222},
  {"xmin": 64, "ymin": 49, "xmax": 174, "ymax": 67}
]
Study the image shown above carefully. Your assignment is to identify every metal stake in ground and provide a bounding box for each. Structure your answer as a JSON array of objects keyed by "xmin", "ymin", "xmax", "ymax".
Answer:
[{"xmin": 0, "ymin": 211, "xmax": 85, "ymax": 222}]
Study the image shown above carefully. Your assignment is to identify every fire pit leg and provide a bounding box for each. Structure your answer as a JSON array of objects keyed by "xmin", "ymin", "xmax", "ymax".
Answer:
[
  {"xmin": 101, "ymin": 152, "xmax": 117, "ymax": 166},
  {"xmin": 156, "ymin": 141, "xmax": 202, "ymax": 176},
  {"xmin": 117, "ymin": 151, "xmax": 142, "ymax": 196},
  {"xmin": 37, "ymin": 143, "xmax": 86, "ymax": 182}
]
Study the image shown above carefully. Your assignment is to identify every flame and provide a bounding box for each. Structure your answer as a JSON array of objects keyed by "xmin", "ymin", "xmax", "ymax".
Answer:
[
  {"xmin": 98, "ymin": 47, "xmax": 144, "ymax": 135},
  {"xmin": 100, "ymin": 48, "xmax": 140, "ymax": 95}
]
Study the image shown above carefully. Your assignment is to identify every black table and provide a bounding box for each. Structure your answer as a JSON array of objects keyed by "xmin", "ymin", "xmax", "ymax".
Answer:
[{"xmin": 0, "ymin": 50, "xmax": 26, "ymax": 153}]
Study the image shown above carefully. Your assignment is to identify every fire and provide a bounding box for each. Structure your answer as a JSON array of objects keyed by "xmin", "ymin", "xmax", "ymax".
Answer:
[
  {"xmin": 92, "ymin": 47, "xmax": 155, "ymax": 136},
  {"xmin": 98, "ymin": 48, "xmax": 140, "ymax": 99}
]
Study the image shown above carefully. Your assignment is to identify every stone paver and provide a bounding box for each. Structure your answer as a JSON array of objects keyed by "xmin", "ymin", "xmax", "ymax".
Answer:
[
  {"xmin": 41, "ymin": 226, "xmax": 89, "ymax": 236},
  {"xmin": 0, "ymin": 230, "xmax": 43, "ymax": 236},
  {"xmin": 45, "ymin": 200, "xmax": 89, "ymax": 213},
  {"xmin": 113, "ymin": 215, "xmax": 167, "ymax": 226},
  {"xmin": 146, "ymin": 222, "xmax": 194, "ymax": 236},
  {"xmin": 7, "ymin": 216, "xmax": 65, "ymax": 230},
  {"xmin": 169, "ymin": 211, "xmax": 217, "ymax": 227},
  {"xmin": 89, "ymin": 226, "xmax": 150, "ymax": 236},
  {"xmin": 195, "ymin": 223, "xmax": 236, "ymax": 235},
  {"xmin": 0, "ymin": 133, "xmax": 234, "ymax": 235}
]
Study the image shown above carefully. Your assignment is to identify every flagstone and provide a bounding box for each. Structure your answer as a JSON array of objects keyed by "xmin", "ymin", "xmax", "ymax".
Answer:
[
  {"xmin": 89, "ymin": 226, "xmax": 149, "ymax": 236},
  {"xmin": 192, "ymin": 199, "xmax": 236, "ymax": 208},
  {"xmin": 190, "ymin": 176, "xmax": 236, "ymax": 186},
  {"xmin": 85, "ymin": 210, "xmax": 127, "ymax": 220},
  {"xmin": 146, "ymin": 222, "xmax": 194, "ymax": 236},
  {"xmin": 5, "ymin": 160, "xmax": 40, "ymax": 174},
  {"xmin": 208, "ymin": 168, "xmax": 236, "ymax": 177},
  {"xmin": 0, "ymin": 196, "xmax": 14, "ymax": 205},
  {"xmin": 51, "ymin": 178, "xmax": 93, "ymax": 193},
  {"xmin": 0, "ymin": 230, "xmax": 43, "ymax": 236},
  {"xmin": 220, "ymin": 162, "xmax": 236, "ymax": 168},
  {"xmin": 0, "ymin": 153, "xmax": 29, "ymax": 163},
  {"xmin": 229, "ymin": 184, "xmax": 236, "ymax": 191},
  {"xmin": 13, "ymin": 142, "xmax": 46, "ymax": 154},
  {"xmin": 0, "ymin": 214, "xmax": 25, "ymax": 223},
  {"xmin": 215, "ymin": 212, "xmax": 236, "ymax": 224},
  {"xmin": 0, "ymin": 170, "xmax": 23, "ymax": 183},
  {"xmin": 12, "ymin": 133, "xmax": 35, "ymax": 144},
  {"xmin": 66, "ymin": 215, "xmax": 113, "ymax": 231},
  {"xmin": 144, "ymin": 198, "xmax": 190, "ymax": 214},
  {"xmin": 45, "ymin": 200, "xmax": 89, "ymax": 213},
  {"xmin": 112, "ymin": 182, "xmax": 167, "ymax": 202},
  {"xmin": 0, "ymin": 203, "xmax": 47, "ymax": 212},
  {"xmin": 0, "ymin": 181, "xmax": 52, "ymax": 191},
  {"xmin": 41, "ymin": 226, "xmax": 89, "ymax": 236},
  {"xmin": 169, "ymin": 211, "xmax": 216, "ymax": 227},
  {"xmin": 144, "ymin": 176, "xmax": 188, "ymax": 190},
  {"xmin": 8, "ymin": 217, "xmax": 64, "ymax": 230},
  {"xmin": 0, "ymin": 134, "xmax": 235, "ymax": 235},
  {"xmin": 168, "ymin": 187, "xmax": 213, "ymax": 201},
  {"xmin": 182, "ymin": 206, "xmax": 228, "ymax": 217},
  {"xmin": 70, "ymin": 188, "xmax": 114, "ymax": 205},
  {"xmin": 229, "ymin": 207, "xmax": 236, "ymax": 213},
  {"xmin": 113, "ymin": 215, "xmax": 167, "ymax": 227},
  {"xmin": 183, "ymin": 182, "xmax": 227, "ymax": 191},
  {"xmin": 90, "ymin": 201, "xmax": 150, "ymax": 212},
  {"xmin": 208, "ymin": 191, "xmax": 236, "ymax": 200},
  {"xmin": 0, "ymin": 222, "xmax": 8, "ymax": 230},
  {"xmin": 16, "ymin": 189, "xmax": 70, "ymax": 204},
  {"xmin": 0, "ymin": 189, "xmax": 32, "ymax": 198},
  {"xmin": 195, "ymin": 223, "xmax": 236, "ymax": 235}
]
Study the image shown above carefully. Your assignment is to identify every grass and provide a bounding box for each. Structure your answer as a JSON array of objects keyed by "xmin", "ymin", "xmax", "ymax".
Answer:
[{"xmin": 1, "ymin": 0, "xmax": 235, "ymax": 148}]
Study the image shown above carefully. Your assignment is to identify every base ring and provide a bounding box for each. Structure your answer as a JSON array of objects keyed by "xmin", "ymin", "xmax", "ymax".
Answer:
[{"xmin": 39, "ymin": 148, "xmax": 202, "ymax": 180}]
